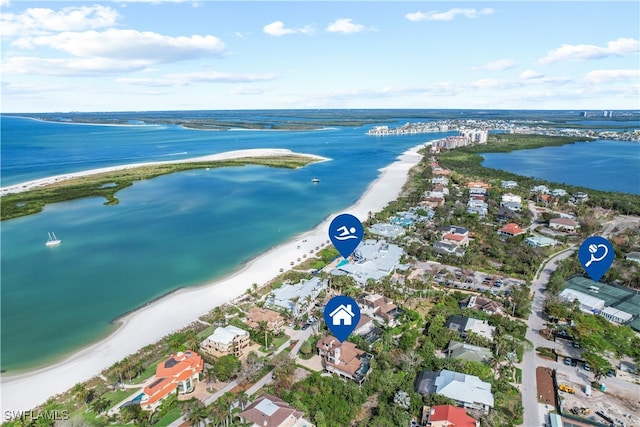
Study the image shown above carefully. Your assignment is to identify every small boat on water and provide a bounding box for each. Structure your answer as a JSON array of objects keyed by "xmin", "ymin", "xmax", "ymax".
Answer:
[
  {"xmin": 46, "ymin": 232, "xmax": 61, "ymax": 247},
  {"xmin": 311, "ymin": 178, "xmax": 320, "ymax": 183}
]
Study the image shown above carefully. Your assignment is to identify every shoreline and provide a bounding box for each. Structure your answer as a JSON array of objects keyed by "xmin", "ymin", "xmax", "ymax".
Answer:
[
  {"xmin": 0, "ymin": 148, "xmax": 329, "ymax": 197},
  {"xmin": 0, "ymin": 143, "xmax": 426, "ymax": 412}
]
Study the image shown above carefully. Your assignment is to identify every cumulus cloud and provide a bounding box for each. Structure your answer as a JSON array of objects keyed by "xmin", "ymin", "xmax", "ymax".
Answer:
[
  {"xmin": 326, "ymin": 18, "xmax": 365, "ymax": 34},
  {"xmin": 539, "ymin": 38, "xmax": 640, "ymax": 64},
  {"xmin": 263, "ymin": 21, "xmax": 313, "ymax": 36},
  {"xmin": 520, "ymin": 69, "xmax": 544, "ymax": 79},
  {"xmin": 12, "ymin": 29, "xmax": 225, "ymax": 63},
  {"xmin": 405, "ymin": 8, "xmax": 494, "ymax": 22},
  {"xmin": 584, "ymin": 69, "xmax": 640, "ymax": 84},
  {"xmin": 1, "ymin": 5, "xmax": 119, "ymax": 37},
  {"xmin": 117, "ymin": 71, "xmax": 278, "ymax": 86}
]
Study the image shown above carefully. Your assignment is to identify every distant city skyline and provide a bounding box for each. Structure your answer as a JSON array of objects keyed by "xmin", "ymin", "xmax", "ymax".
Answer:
[{"xmin": 1, "ymin": 1, "xmax": 639, "ymax": 112}]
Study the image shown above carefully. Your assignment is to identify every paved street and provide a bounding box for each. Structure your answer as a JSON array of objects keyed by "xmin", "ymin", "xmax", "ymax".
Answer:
[{"xmin": 520, "ymin": 246, "xmax": 576, "ymax": 427}]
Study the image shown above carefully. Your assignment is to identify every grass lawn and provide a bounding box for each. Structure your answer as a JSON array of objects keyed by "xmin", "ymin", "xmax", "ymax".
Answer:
[
  {"xmin": 260, "ymin": 334, "xmax": 290, "ymax": 352},
  {"xmin": 197, "ymin": 324, "xmax": 217, "ymax": 339},
  {"xmin": 132, "ymin": 358, "xmax": 165, "ymax": 385},
  {"xmin": 154, "ymin": 407, "xmax": 182, "ymax": 427},
  {"xmin": 515, "ymin": 367, "xmax": 523, "ymax": 384},
  {"xmin": 103, "ymin": 387, "xmax": 142, "ymax": 407}
]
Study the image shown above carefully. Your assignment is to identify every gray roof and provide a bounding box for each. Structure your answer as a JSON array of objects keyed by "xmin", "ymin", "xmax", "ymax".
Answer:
[
  {"xmin": 447, "ymin": 340, "xmax": 492, "ymax": 363},
  {"xmin": 335, "ymin": 240, "xmax": 403, "ymax": 285},
  {"xmin": 267, "ymin": 277, "xmax": 326, "ymax": 313},
  {"xmin": 435, "ymin": 369, "xmax": 494, "ymax": 408}
]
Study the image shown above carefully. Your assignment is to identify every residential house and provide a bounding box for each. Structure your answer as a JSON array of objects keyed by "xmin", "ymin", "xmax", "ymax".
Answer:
[
  {"xmin": 369, "ymin": 223, "xmax": 405, "ymax": 238},
  {"xmin": 526, "ymin": 236, "xmax": 559, "ymax": 248},
  {"xmin": 433, "ymin": 241, "xmax": 465, "ymax": 257},
  {"xmin": 466, "ymin": 203, "xmax": 488, "ymax": 217},
  {"xmin": 200, "ymin": 325, "xmax": 250, "ymax": 358},
  {"xmin": 432, "ymin": 177, "xmax": 449, "ymax": 186},
  {"xmin": 246, "ymin": 307, "xmax": 285, "ymax": 333},
  {"xmin": 552, "ymin": 188, "xmax": 568, "ymax": 197},
  {"xmin": 266, "ymin": 277, "xmax": 326, "ymax": 317},
  {"xmin": 139, "ymin": 351, "xmax": 203, "ymax": 411},
  {"xmin": 433, "ymin": 183, "xmax": 450, "ymax": 195},
  {"xmin": 501, "ymin": 180, "xmax": 518, "ymax": 189},
  {"xmin": 500, "ymin": 193, "xmax": 522, "ymax": 204},
  {"xmin": 423, "ymin": 404, "xmax": 479, "ymax": 427},
  {"xmin": 238, "ymin": 394, "xmax": 313, "ymax": 427},
  {"xmin": 415, "ymin": 369, "xmax": 494, "ymax": 413},
  {"xmin": 423, "ymin": 196, "xmax": 445, "ymax": 208},
  {"xmin": 446, "ymin": 315, "xmax": 495, "ymax": 342},
  {"xmin": 443, "ymin": 233, "xmax": 469, "ymax": 247},
  {"xmin": 531, "ymin": 185, "xmax": 550, "ymax": 194},
  {"xmin": 317, "ymin": 336, "xmax": 373, "ymax": 384},
  {"xmin": 626, "ymin": 252, "xmax": 640, "ymax": 264},
  {"xmin": 496, "ymin": 206, "xmax": 521, "ymax": 223},
  {"xmin": 468, "ymin": 187, "xmax": 487, "ymax": 196},
  {"xmin": 571, "ymin": 192, "xmax": 589, "ymax": 203},
  {"xmin": 446, "ymin": 341, "xmax": 493, "ymax": 364},
  {"xmin": 500, "ymin": 201, "xmax": 522, "ymax": 212},
  {"xmin": 549, "ymin": 217, "xmax": 580, "ymax": 232},
  {"xmin": 354, "ymin": 314, "xmax": 375, "ymax": 336},
  {"xmin": 459, "ymin": 295, "xmax": 505, "ymax": 316},
  {"xmin": 333, "ymin": 240, "xmax": 404, "ymax": 286},
  {"xmin": 432, "ymin": 167, "xmax": 451, "ymax": 176},
  {"xmin": 359, "ymin": 293, "xmax": 401, "ymax": 326},
  {"xmin": 539, "ymin": 194, "xmax": 559, "ymax": 207},
  {"xmin": 466, "ymin": 181, "xmax": 490, "ymax": 189},
  {"xmin": 498, "ymin": 223, "xmax": 526, "ymax": 237}
]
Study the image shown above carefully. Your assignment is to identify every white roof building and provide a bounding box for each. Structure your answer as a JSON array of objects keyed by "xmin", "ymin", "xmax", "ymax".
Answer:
[
  {"xmin": 600, "ymin": 307, "xmax": 633, "ymax": 324},
  {"xmin": 334, "ymin": 240, "xmax": 404, "ymax": 285},
  {"xmin": 416, "ymin": 369, "xmax": 494, "ymax": 413},
  {"xmin": 266, "ymin": 277, "xmax": 326, "ymax": 317},
  {"xmin": 559, "ymin": 288, "xmax": 605, "ymax": 313}
]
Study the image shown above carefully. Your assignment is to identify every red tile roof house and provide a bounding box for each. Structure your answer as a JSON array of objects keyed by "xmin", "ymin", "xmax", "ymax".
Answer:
[
  {"xmin": 317, "ymin": 336, "xmax": 373, "ymax": 385},
  {"xmin": 424, "ymin": 404, "xmax": 479, "ymax": 427},
  {"xmin": 139, "ymin": 351, "xmax": 203, "ymax": 411},
  {"xmin": 238, "ymin": 394, "xmax": 312, "ymax": 427},
  {"xmin": 443, "ymin": 233, "xmax": 469, "ymax": 247},
  {"xmin": 497, "ymin": 223, "xmax": 526, "ymax": 237}
]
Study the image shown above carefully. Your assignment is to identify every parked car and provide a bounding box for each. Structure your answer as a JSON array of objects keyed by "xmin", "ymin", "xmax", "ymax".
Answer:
[
  {"xmin": 564, "ymin": 357, "xmax": 572, "ymax": 366},
  {"xmin": 606, "ymin": 369, "xmax": 616, "ymax": 377},
  {"xmin": 584, "ymin": 362, "xmax": 591, "ymax": 371}
]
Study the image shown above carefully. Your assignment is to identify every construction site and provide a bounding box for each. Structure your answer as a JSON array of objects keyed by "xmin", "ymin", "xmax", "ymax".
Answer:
[{"xmin": 555, "ymin": 371, "xmax": 639, "ymax": 427}]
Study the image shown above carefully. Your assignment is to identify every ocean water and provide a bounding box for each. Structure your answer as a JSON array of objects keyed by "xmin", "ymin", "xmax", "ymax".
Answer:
[
  {"xmin": 481, "ymin": 140, "xmax": 640, "ymax": 194},
  {"xmin": 0, "ymin": 115, "xmax": 436, "ymax": 371}
]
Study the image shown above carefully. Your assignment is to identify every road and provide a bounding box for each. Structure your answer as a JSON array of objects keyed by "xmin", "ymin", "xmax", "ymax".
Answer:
[
  {"xmin": 520, "ymin": 246, "xmax": 576, "ymax": 427},
  {"xmin": 168, "ymin": 326, "xmax": 313, "ymax": 427}
]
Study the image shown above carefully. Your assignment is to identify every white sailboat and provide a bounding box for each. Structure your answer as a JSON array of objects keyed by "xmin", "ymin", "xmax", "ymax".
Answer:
[{"xmin": 46, "ymin": 232, "xmax": 61, "ymax": 247}]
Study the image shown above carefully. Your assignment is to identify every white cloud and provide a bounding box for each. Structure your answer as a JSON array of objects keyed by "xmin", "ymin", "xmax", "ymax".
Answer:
[
  {"xmin": 482, "ymin": 59, "xmax": 516, "ymax": 71},
  {"xmin": 539, "ymin": 38, "xmax": 640, "ymax": 64},
  {"xmin": 584, "ymin": 69, "xmax": 640, "ymax": 84},
  {"xmin": 1, "ymin": 5, "xmax": 119, "ymax": 37},
  {"xmin": 326, "ymin": 18, "xmax": 365, "ymax": 34},
  {"xmin": 1, "ymin": 0, "xmax": 11, "ymax": 7},
  {"xmin": 12, "ymin": 29, "xmax": 225, "ymax": 63},
  {"xmin": 263, "ymin": 21, "xmax": 313, "ymax": 37},
  {"xmin": 2, "ymin": 56, "xmax": 151, "ymax": 76},
  {"xmin": 229, "ymin": 86, "xmax": 267, "ymax": 95},
  {"xmin": 117, "ymin": 71, "xmax": 278, "ymax": 86},
  {"xmin": 405, "ymin": 8, "xmax": 494, "ymax": 22},
  {"xmin": 520, "ymin": 69, "xmax": 544, "ymax": 79}
]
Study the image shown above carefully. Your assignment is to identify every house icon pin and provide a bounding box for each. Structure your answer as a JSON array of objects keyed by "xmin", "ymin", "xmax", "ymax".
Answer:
[
  {"xmin": 323, "ymin": 295, "xmax": 361, "ymax": 342},
  {"xmin": 329, "ymin": 304, "xmax": 355, "ymax": 326}
]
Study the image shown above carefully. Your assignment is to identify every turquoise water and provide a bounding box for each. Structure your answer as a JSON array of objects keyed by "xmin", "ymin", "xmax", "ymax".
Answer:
[
  {"xmin": 0, "ymin": 115, "xmax": 435, "ymax": 371},
  {"xmin": 481, "ymin": 140, "xmax": 640, "ymax": 194}
]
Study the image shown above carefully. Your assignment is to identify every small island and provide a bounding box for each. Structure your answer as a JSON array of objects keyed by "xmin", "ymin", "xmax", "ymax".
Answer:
[{"xmin": 0, "ymin": 149, "xmax": 327, "ymax": 221}]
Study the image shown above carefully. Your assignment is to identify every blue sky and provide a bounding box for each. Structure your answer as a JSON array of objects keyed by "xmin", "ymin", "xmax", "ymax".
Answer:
[{"xmin": 1, "ymin": 1, "xmax": 638, "ymax": 112}]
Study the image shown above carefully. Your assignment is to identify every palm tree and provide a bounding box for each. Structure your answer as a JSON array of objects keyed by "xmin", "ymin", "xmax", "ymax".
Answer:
[
  {"xmin": 204, "ymin": 366, "xmax": 217, "ymax": 392},
  {"xmin": 72, "ymin": 383, "xmax": 90, "ymax": 407},
  {"xmin": 235, "ymin": 391, "xmax": 249, "ymax": 410},
  {"xmin": 90, "ymin": 396, "xmax": 111, "ymax": 414},
  {"xmin": 186, "ymin": 401, "xmax": 208, "ymax": 427}
]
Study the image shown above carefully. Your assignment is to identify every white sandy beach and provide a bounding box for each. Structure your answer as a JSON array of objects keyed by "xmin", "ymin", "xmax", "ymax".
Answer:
[{"xmin": 0, "ymin": 144, "xmax": 425, "ymax": 413}]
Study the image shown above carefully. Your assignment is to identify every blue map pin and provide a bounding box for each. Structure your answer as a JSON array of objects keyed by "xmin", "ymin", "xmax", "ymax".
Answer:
[
  {"xmin": 329, "ymin": 213, "xmax": 364, "ymax": 259},
  {"xmin": 578, "ymin": 236, "xmax": 614, "ymax": 282},
  {"xmin": 323, "ymin": 295, "xmax": 360, "ymax": 342}
]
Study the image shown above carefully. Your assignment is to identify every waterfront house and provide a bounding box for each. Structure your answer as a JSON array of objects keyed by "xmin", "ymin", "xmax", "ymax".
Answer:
[
  {"xmin": 333, "ymin": 240, "xmax": 404, "ymax": 286},
  {"xmin": 246, "ymin": 307, "xmax": 285, "ymax": 333},
  {"xmin": 496, "ymin": 206, "xmax": 521, "ymax": 223},
  {"xmin": 571, "ymin": 192, "xmax": 589, "ymax": 203},
  {"xmin": 265, "ymin": 277, "xmax": 326, "ymax": 318},
  {"xmin": 501, "ymin": 180, "xmax": 518, "ymax": 189},
  {"xmin": 317, "ymin": 336, "xmax": 373, "ymax": 384},
  {"xmin": 238, "ymin": 394, "xmax": 312, "ymax": 427},
  {"xmin": 531, "ymin": 185, "xmax": 550, "ymax": 194},
  {"xmin": 552, "ymin": 188, "xmax": 568, "ymax": 197},
  {"xmin": 139, "ymin": 351, "xmax": 203, "ymax": 411},
  {"xmin": 415, "ymin": 369, "xmax": 494, "ymax": 413},
  {"xmin": 433, "ymin": 241, "xmax": 466, "ymax": 257},
  {"xmin": 200, "ymin": 325, "xmax": 250, "ymax": 358}
]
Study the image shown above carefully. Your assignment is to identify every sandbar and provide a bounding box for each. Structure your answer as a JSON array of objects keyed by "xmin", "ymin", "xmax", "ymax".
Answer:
[{"xmin": 0, "ymin": 144, "xmax": 425, "ymax": 412}]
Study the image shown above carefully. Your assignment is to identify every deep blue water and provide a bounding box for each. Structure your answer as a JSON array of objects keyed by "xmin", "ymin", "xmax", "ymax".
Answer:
[
  {"xmin": 0, "ymin": 115, "xmax": 438, "ymax": 371},
  {"xmin": 481, "ymin": 140, "xmax": 640, "ymax": 194}
]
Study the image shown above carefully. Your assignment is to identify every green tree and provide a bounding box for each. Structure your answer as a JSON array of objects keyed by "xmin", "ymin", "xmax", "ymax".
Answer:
[{"xmin": 213, "ymin": 355, "xmax": 241, "ymax": 381}]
